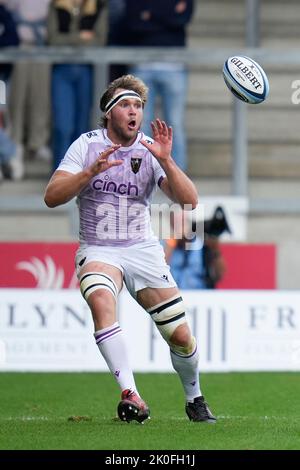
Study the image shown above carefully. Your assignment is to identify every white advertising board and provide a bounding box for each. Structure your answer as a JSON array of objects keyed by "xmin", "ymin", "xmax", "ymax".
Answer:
[{"xmin": 0, "ymin": 289, "xmax": 300, "ymax": 372}]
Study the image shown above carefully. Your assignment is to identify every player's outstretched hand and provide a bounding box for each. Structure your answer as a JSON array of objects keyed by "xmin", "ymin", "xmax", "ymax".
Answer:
[
  {"xmin": 89, "ymin": 144, "xmax": 123, "ymax": 176},
  {"xmin": 141, "ymin": 119, "xmax": 173, "ymax": 164}
]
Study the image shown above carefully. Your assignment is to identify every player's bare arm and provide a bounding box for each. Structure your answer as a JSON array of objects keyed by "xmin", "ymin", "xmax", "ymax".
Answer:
[
  {"xmin": 141, "ymin": 118, "xmax": 198, "ymax": 209},
  {"xmin": 44, "ymin": 144, "xmax": 122, "ymax": 208}
]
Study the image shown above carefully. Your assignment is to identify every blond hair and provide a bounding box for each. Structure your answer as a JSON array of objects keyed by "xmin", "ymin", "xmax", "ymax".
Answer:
[{"xmin": 99, "ymin": 75, "xmax": 148, "ymax": 128}]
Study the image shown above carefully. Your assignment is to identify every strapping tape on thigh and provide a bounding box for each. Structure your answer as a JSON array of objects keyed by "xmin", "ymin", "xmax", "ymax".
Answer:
[{"xmin": 79, "ymin": 272, "xmax": 118, "ymax": 300}]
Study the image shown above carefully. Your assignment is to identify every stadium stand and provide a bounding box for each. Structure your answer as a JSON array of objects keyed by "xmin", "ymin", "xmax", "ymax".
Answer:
[{"xmin": 0, "ymin": 0, "xmax": 300, "ymax": 288}]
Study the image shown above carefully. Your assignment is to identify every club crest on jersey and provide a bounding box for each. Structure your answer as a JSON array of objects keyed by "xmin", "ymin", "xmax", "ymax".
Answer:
[{"xmin": 131, "ymin": 157, "xmax": 142, "ymax": 174}]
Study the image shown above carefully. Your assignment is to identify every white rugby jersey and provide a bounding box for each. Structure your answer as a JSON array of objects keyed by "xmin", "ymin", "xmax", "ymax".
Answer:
[{"xmin": 58, "ymin": 128, "xmax": 166, "ymax": 247}]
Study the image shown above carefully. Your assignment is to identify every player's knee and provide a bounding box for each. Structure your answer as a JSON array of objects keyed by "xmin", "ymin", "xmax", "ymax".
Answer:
[
  {"xmin": 170, "ymin": 335, "xmax": 196, "ymax": 357},
  {"xmin": 89, "ymin": 288, "xmax": 114, "ymax": 309},
  {"xmin": 169, "ymin": 323, "xmax": 191, "ymax": 348},
  {"xmin": 79, "ymin": 271, "xmax": 118, "ymax": 302}
]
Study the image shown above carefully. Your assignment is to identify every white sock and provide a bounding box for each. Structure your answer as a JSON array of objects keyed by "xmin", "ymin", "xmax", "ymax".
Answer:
[
  {"xmin": 94, "ymin": 322, "xmax": 138, "ymax": 394},
  {"xmin": 170, "ymin": 343, "xmax": 201, "ymax": 402}
]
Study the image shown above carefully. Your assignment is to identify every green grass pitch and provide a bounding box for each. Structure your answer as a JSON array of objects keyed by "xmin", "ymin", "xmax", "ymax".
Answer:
[{"xmin": 0, "ymin": 372, "xmax": 299, "ymax": 450}]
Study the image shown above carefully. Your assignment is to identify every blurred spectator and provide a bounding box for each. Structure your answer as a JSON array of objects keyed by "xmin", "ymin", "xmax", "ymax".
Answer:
[
  {"xmin": 165, "ymin": 237, "xmax": 206, "ymax": 290},
  {"xmin": 201, "ymin": 234, "xmax": 226, "ymax": 289},
  {"xmin": 0, "ymin": 1, "xmax": 20, "ymax": 181},
  {"xmin": 47, "ymin": 0, "xmax": 107, "ymax": 170},
  {"xmin": 200, "ymin": 206, "xmax": 230, "ymax": 289},
  {"xmin": 0, "ymin": 0, "xmax": 19, "ymax": 81},
  {"xmin": 107, "ymin": 0, "xmax": 127, "ymax": 81},
  {"xmin": 0, "ymin": 128, "xmax": 15, "ymax": 181},
  {"xmin": 165, "ymin": 207, "xmax": 229, "ymax": 289},
  {"xmin": 126, "ymin": 0, "xmax": 194, "ymax": 171},
  {"xmin": 164, "ymin": 210, "xmax": 207, "ymax": 289},
  {"xmin": 7, "ymin": 0, "xmax": 52, "ymax": 179}
]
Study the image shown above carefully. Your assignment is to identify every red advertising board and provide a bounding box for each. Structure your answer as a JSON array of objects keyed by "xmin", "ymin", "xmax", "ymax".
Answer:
[
  {"xmin": 0, "ymin": 242, "xmax": 276, "ymax": 289},
  {"xmin": 0, "ymin": 242, "xmax": 79, "ymax": 288},
  {"xmin": 218, "ymin": 243, "xmax": 276, "ymax": 289}
]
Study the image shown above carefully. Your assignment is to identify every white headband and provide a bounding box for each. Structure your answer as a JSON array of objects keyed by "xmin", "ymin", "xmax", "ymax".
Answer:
[{"xmin": 105, "ymin": 90, "xmax": 142, "ymax": 115}]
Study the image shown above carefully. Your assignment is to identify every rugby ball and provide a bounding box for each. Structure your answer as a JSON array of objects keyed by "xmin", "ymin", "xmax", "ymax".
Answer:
[{"xmin": 223, "ymin": 56, "xmax": 269, "ymax": 104}]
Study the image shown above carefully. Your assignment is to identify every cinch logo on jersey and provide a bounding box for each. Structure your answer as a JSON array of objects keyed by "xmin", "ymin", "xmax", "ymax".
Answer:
[
  {"xmin": 230, "ymin": 57, "xmax": 262, "ymax": 90},
  {"xmin": 92, "ymin": 177, "xmax": 139, "ymax": 196}
]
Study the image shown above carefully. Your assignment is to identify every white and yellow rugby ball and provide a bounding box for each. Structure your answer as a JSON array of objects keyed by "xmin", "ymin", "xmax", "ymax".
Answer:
[{"xmin": 223, "ymin": 55, "xmax": 269, "ymax": 104}]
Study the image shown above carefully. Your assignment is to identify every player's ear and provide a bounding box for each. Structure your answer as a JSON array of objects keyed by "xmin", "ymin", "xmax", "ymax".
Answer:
[{"xmin": 106, "ymin": 111, "xmax": 111, "ymax": 121}]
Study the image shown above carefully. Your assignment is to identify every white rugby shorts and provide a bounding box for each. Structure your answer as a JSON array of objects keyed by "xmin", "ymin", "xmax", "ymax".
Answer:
[{"xmin": 75, "ymin": 240, "xmax": 176, "ymax": 298}]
